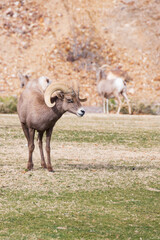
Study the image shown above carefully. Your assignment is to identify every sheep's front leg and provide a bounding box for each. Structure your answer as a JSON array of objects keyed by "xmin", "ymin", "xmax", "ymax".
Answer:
[
  {"xmin": 103, "ymin": 98, "xmax": 109, "ymax": 114},
  {"xmin": 38, "ymin": 131, "xmax": 47, "ymax": 168},
  {"xmin": 46, "ymin": 127, "xmax": 54, "ymax": 172},
  {"xmin": 27, "ymin": 128, "xmax": 35, "ymax": 170},
  {"xmin": 103, "ymin": 98, "xmax": 106, "ymax": 114}
]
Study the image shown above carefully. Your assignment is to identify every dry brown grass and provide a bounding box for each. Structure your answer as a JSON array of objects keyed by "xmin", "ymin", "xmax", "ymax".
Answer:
[{"xmin": 0, "ymin": 113, "xmax": 160, "ymax": 193}]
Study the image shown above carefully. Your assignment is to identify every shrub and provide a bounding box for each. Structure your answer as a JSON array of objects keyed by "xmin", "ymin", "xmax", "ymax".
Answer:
[
  {"xmin": 131, "ymin": 102, "xmax": 157, "ymax": 115},
  {"xmin": 0, "ymin": 96, "xmax": 17, "ymax": 113},
  {"xmin": 106, "ymin": 100, "xmax": 158, "ymax": 115}
]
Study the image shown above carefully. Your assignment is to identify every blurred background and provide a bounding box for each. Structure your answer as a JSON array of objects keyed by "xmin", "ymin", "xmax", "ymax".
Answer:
[{"xmin": 0, "ymin": 0, "xmax": 160, "ymax": 114}]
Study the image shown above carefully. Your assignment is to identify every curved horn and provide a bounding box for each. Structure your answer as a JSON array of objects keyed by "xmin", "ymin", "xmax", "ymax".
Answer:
[
  {"xmin": 72, "ymin": 80, "xmax": 87, "ymax": 101},
  {"xmin": 99, "ymin": 64, "xmax": 107, "ymax": 69},
  {"xmin": 79, "ymin": 97, "xmax": 87, "ymax": 102},
  {"xmin": 72, "ymin": 80, "xmax": 79, "ymax": 95},
  {"xmin": 44, "ymin": 82, "xmax": 72, "ymax": 107}
]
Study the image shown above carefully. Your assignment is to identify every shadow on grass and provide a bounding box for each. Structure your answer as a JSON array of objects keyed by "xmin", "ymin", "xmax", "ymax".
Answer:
[
  {"xmin": 2, "ymin": 163, "xmax": 158, "ymax": 173},
  {"xmin": 56, "ymin": 163, "xmax": 159, "ymax": 171}
]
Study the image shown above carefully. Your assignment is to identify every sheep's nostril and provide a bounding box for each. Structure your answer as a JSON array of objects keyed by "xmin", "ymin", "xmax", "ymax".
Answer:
[{"xmin": 81, "ymin": 110, "xmax": 85, "ymax": 115}]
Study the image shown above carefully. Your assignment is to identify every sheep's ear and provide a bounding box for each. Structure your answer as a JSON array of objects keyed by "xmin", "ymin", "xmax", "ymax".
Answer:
[
  {"xmin": 51, "ymin": 91, "xmax": 64, "ymax": 103},
  {"xmin": 25, "ymin": 75, "xmax": 29, "ymax": 81},
  {"xmin": 51, "ymin": 91, "xmax": 64, "ymax": 100},
  {"xmin": 56, "ymin": 92, "xmax": 64, "ymax": 100},
  {"xmin": 47, "ymin": 91, "xmax": 64, "ymax": 107},
  {"xmin": 50, "ymin": 96, "xmax": 57, "ymax": 105}
]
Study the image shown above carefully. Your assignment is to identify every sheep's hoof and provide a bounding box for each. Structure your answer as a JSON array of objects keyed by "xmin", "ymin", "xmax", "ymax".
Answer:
[
  {"xmin": 41, "ymin": 162, "xmax": 47, "ymax": 168},
  {"xmin": 47, "ymin": 166, "xmax": 54, "ymax": 172},
  {"xmin": 27, "ymin": 163, "xmax": 34, "ymax": 170}
]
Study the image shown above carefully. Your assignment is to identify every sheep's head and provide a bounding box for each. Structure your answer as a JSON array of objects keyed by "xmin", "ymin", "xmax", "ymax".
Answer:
[
  {"xmin": 123, "ymin": 72, "xmax": 133, "ymax": 83},
  {"xmin": 44, "ymin": 82, "xmax": 87, "ymax": 117},
  {"xmin": 18, "ymin": 72, "xmax": 29, "ymax": 88}
]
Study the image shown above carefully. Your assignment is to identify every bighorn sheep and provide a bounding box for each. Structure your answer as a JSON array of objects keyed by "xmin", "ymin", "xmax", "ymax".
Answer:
[
  {"xmin": 18, "ymin": 73, "xmax": 30, "ymax": 88},
  {"xmin": 96, "ymin": 65, "xmax": 131, "ymax": 114},
  {"xmin": 18, "ymin": 73, "xmax": 52, "ymax": 91},
  {"xmin": 17, "ymin": 80, "xmax": 87, "ymax": 172}
]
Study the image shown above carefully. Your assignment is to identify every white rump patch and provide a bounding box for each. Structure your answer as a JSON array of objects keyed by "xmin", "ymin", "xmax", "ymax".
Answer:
[
  {"xmin": 114, "ymin": 78, "xmax": 124, "ymax": 92},
  {"xmin": 38, "ymin": 76, "xmax": 51, "ymax": 91}
]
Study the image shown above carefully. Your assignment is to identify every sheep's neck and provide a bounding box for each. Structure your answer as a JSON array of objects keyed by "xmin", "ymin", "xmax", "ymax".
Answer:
[{"xmin": 51, "ymin": 100, "xmax": 65, "ymax": 121}]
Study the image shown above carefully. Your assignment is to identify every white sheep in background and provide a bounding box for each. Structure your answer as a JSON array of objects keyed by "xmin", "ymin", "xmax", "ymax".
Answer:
[
  {"xmin": 96, "ymin": 65, "xmax": 132, "ymax": 114},
  {"xmin": 18, "ymin": 73, "xmax": 52, "ymax": 92}
]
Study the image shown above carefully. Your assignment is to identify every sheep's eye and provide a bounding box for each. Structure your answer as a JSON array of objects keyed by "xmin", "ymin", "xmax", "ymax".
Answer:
[
  {"xmin": 67, "ymin": 99, "xmax": 73, "ymax": 103},
  {"xmin": 46, "ymin": 79, "xmax": 49, "ymax": 83}
]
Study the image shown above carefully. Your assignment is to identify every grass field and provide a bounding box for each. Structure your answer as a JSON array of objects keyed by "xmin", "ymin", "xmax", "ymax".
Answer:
[{"xmin": 0, "ymin": 113, "xmax": 160, "ymax": 240}]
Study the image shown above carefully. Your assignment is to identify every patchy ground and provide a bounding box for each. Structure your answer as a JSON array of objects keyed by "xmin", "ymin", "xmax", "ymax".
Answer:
[{"xmin": 0, "ymin": 113, "xmax": 160, "ymax": 239}]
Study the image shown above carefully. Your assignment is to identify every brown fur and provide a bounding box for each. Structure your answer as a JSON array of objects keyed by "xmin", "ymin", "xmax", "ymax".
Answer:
[{"xmin": 17, "ymin": 84, "xmax": 85, "ymax": 172}]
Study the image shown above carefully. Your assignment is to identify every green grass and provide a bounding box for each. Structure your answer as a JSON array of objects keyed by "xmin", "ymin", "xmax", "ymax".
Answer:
[
  {"xmin": 1, "ymin": 126, "xmax": 160, "ymax": 148},
  {"xmin": 1, "ymin": 188, "xmax": 160, "ymax": 240},
  {"xmin": 51, "ymin": 129, "xmax": 160, "ymax": 148}
]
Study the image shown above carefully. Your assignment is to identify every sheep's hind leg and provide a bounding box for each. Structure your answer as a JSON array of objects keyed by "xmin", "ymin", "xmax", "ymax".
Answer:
[
  {"xmin": 116, "ymin": 95, "xmax": 122, "ymax": 114},
  {"xmin": 46, "ymin": 127, "xmax": 54, "ymax": 172},
  {"xmin": 38, "ymin": 131, "xmax": 47, "ymax": 169},
  {"xmin": 21, "ymin": 123, "xmax": 29, "ymax": 144},
  {"xmin": 27, "ymin": 128, "xmax": 35, "ymax": 170},
  {"xmin": 122, "ymin": 92, "xmax": 131, "ymax": 114}
]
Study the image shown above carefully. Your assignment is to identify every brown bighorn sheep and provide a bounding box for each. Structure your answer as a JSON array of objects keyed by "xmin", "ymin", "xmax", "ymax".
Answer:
[
  {"xmin": 17, "ymin": 81, "xmax": 87, "ymax": 172},
  {"xmin": 96, "ymin": 65, "xmax": 132, "ymax": 114},
  {"xmin": 18, "ymin": 73, "xmax": 51, "ymax": 91}
]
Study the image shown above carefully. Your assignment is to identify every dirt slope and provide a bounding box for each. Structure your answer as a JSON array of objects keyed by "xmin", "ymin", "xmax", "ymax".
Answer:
[{"xmin": 0, "ymin": 0, "xmax": 160, "ymax": 106}]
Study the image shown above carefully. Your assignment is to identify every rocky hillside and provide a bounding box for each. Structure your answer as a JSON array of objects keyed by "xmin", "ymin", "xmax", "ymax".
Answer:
[{"xmin": 0, "ymin": 0, "xmax": 160, "ymax": 106}]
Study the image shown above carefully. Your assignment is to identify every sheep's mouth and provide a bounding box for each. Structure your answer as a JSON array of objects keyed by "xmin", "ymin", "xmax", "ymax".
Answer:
[{"xmin": 77, "ymin": 113, "xmax": 84, "ymax": 117}]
